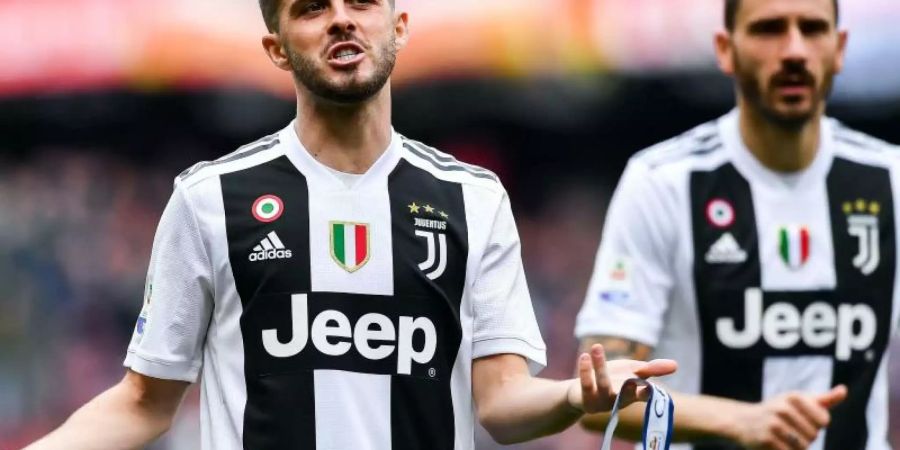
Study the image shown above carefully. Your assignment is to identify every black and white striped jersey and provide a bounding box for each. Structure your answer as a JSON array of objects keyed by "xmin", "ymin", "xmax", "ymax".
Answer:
[
  {"xmin": 576, "ymin": 110, "xmax": 900, "ymax": 450},
  {"xmin": 124, "ymin": 123, "xmax": 546, "ymax": 450}
]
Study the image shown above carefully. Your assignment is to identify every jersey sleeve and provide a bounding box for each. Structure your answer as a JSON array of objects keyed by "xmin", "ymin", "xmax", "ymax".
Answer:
[
  {"xmin": 124, "ymin": 184, "xmax": 214, "ymax": 383},
  {"xmin": 575, "ymin": 159, "xmax": 677, "ymax": 347},
  {"xmin": 470, "ymin": 191, "xmax": 547, "ymax": 374}
]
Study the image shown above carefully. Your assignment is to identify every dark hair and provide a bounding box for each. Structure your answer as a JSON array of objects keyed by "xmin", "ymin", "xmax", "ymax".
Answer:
[
  {"xmin": 259, "ymin": 0, "xmax": 396, "ymax": 33},
  {"xmin": 259, "ymin": 0, "xmax": 280, "ymax": 33},
  {"xmin": 725, "ymin": 0, "xmax": 839, "ymax": 31}
]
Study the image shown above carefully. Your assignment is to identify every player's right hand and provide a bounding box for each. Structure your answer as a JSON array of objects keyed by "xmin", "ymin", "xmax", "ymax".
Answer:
[
  {"xmin": 568, "ymin": 344, "xmax": 677, "ymax": 414},
  {"xmin": 730, "ymin": 385, "xmax": 847, "ymax": 450}
]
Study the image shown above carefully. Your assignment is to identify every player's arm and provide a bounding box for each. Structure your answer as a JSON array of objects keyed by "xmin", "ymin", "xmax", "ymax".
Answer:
[
  {"xmin": 24, "ymin": 370, "xmax": 188, "ymax": 450},
  {"xmin": 26, "ymin": 183, "xmax": 212, "ymax": 449},
  {"xmin": 578, "ymin": 337, "xmax": 848, "ymax": 450},
  {"xmin": 472, "ymin": 344, "xmax": 676, "ymax": 445},
  {"xmin": 465, "ymin": 187, "xmax": 675, "ymax": 444}
]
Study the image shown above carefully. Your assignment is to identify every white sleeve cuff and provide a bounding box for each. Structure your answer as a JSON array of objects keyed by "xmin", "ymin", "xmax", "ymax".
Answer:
[
  {"xmin": 124, "ymin": 350, "xmax": 201, "ymax": 383},
  {"xmin": 473, "ymin": 337, "xmax": 547, "ymax": 375}
]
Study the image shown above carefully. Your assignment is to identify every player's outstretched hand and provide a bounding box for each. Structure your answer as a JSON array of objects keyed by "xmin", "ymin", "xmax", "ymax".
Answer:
[
  {"xmin": 566, "ymin": 343, "xmax": 677, "ymax": 414},
  {"xmin": 730, "ymin": 385, "xmax": 847, "ymax": 450}
]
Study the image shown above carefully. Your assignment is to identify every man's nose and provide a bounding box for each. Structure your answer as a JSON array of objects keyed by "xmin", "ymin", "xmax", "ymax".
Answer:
[
  {"xmin": 781, "ymin": 24, "xmax": 810, "ymax": 65},
  {"xmin": 328, "ymin": 2, "xmax": 357, "ymax": 35}
]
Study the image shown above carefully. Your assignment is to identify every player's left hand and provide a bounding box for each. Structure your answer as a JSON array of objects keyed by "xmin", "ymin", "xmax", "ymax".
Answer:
[{"xmin": 567, "ymin": 344, "xmax": 677, "ymax": 414}]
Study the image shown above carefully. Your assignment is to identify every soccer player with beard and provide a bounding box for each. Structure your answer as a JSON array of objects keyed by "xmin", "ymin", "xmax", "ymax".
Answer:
[
  {"xmin": 25, "ymin": 1, "xmax": 676, "ymax": 449},
  {"xmin": 576, "ymin": 0, "xmax": 900, "ymax": 449}
]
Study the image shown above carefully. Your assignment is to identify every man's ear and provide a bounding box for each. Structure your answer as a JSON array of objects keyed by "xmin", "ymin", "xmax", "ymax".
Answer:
[
  {"xmin": 394, "ymin": 11, "xmax": 410, "ymax": 50},
  {"xmin": 262, "ymin": 33, "xmax": 292, "ymax": 72},
  {"xmin": 713, "ymin": 30, "xmax": 735, "ymax": 76},
  {"xmin": 833, "ymin": 29, "xmax": 849, "ymax": 74}
]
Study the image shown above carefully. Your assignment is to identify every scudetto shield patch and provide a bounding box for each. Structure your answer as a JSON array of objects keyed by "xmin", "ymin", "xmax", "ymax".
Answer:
[{"xmin": 330, "ymin": 221, "xmax": 371, "ymax": 272}]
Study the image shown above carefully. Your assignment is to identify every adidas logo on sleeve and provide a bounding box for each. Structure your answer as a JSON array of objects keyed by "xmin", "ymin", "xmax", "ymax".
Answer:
[{"xmin": 250, "ymin": 231, "xmax": 293, "ymax": 262}]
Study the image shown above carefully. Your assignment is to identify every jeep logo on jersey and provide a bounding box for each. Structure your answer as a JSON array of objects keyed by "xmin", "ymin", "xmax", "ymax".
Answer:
[
  {"xmin": 330, "ymin": 222, "xmax": 370, "ymax": 272},
  {"xmin": 716, "ymin": 288, "xmax": 877, "ymax": 361},
  {"xmin": 262, "ymin": 294, "xmax": 437, "ymax": 375},
  {"xmin": 844, "ymin": 200, "xmax": 881, "ymax": 275}
]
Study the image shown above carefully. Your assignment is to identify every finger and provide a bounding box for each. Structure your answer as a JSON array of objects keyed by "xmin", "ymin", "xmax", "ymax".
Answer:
[
  {"xmin": 789, "ymin": 394, "xmax": 831, "ymax": 429},
  {"xmin": 761, "ymin": 422, "xmax": 793, "ymax": 450},
  {"xmin": 631, "ymin": 382, "xmax": 649, "ymax": 403},
  {"xmin": 632, "ymin": 359, "xmax": 678, "ymax": 379},
  {"xmin": 578, "ymin": 353, "xmax": 597, "ymax": 399},
  {"xmin": 774, "ymin": 423, "xmax": 810, "ymax": 450},
  {"xmin": 816, "ymin": 385, "xmax": 848, "ymax": 409},
  {"xmin": 776, "ymin": 399, "xmax": 821, "ymax": 442},
  {"xmin": 591, "ymin": 345, "xmax": 612, "ymax": 398}
]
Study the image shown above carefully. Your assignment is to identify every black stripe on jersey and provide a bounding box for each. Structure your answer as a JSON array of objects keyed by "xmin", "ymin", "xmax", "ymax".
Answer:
[
  {"xmin": 178, "ymin": 135, "xmax": 280, "ymax": 183},
  {"xmin": 824, "ymin": 157, "xmax": 895, "ymax": 450},
  {"xmin": 696, "ymin": 128, "xmax": 719, "ymax": 144},
  {"xmin": 691, "ymin": 163, "xmax": 762, "ymax": 450},
  {"xmin": 387, "ymin": 159, "xmax": 468, "ymax": 450},
  {"xmin": 221, "ymin": 155, "xmax": 316, "ymax": 450},
  {"xmin": 402, "ymin": 141, "xmax": 499, "ymax": 182}
]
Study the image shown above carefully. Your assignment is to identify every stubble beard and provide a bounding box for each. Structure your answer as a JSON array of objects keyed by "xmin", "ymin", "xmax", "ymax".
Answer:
[
  {"xmin": 286, "ymin": 36, "xmax": 398, "ymax": 105},
  {"xmin": 733, "ymin": 53, "xmax": 836, "ymax": 131}
]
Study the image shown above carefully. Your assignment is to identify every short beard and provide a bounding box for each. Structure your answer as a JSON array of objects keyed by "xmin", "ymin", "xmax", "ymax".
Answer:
[
  {"xmin": 733, "ymin": 54, "xmax": 834, "ymax": 131},
  {"xmin": 285, "ymin": 37, "xmax": 398, "ymax": 105}
]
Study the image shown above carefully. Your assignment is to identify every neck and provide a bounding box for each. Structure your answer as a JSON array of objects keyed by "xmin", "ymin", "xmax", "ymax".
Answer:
[
  {"xmin": 294, "ymin": 85, "xmax": 393, "ymax": 174},
  {"xmin": 737, "ymin": 99, "xmax": 823, "ymax": 173}
]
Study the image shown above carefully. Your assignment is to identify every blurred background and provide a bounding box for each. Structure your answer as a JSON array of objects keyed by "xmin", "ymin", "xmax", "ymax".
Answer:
[{"xmin": 1, "ymin": 0, "xmax": 899, "ymax": 449}]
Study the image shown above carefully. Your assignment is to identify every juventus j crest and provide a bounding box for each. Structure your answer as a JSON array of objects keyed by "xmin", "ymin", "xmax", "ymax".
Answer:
[
  {"xmin": 844, "ymin": 200, "xmax": 881, "ymax": 276},
  {"xmin": 409, "ymin": 202, "xmax": 450, "ymax": 280}
]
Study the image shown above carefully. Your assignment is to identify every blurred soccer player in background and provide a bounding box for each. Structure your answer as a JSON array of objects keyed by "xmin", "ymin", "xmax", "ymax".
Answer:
[
  {"xmin": 576, "ymin": 0, "xmax": 898, "ymax": 449},
  {"xmin": 23, "ymin": 1, "xmax": 677, "ymax": 449}
]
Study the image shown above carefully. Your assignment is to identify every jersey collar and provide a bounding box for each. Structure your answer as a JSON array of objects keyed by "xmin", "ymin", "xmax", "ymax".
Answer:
[{"xmin": 280, "ymin": 120, "xmax": 403, "ymax": 191}]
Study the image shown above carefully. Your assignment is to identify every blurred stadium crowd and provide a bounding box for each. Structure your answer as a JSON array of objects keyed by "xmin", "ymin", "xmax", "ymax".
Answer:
[{"xmin": 1, "ymin": 1, "xmax": 900, "ymax": 449}]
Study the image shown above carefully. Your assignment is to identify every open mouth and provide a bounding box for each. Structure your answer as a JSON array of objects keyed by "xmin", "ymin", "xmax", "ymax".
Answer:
[{"xmin": 327, "ymin": 42, "xmax": 366, "ymax": 66}]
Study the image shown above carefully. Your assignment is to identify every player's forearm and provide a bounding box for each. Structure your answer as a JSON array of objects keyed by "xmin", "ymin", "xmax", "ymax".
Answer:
[
  {"xmin": 579, "ymin": 404, "xmax": 645, "ymax": 441},
  {"xmin": 666, "ymin": 391, "xmax": 747, "ymax": 442},
  {"xmin": 25, "ymin": 378, "xmax": 179, "ymax": 450},
  {"xmin": 582, "ymin": 390, "xmax": 745, "ymax": 443},
  {"xmin": 478, "ymin": 375, "xmax": 583, "ymax": 444}
]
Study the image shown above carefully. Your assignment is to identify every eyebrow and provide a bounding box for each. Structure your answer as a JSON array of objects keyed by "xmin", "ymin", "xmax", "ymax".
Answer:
[
  {"xmin": 745, "ymin": 16, "xmax": 832, "ymax": 33},
  {"xmin": 287, "ymin": 0, "xmax": 322, "ymax": 15}
]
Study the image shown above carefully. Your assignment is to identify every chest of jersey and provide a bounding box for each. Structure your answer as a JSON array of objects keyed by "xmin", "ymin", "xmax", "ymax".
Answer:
[
  {"xmin": 688, "ymin": 158, "xmax": 895, "ymax": 450},
  {"xmin": 218, "ymin": 156, "xmax": 469, "ymax": 450}
]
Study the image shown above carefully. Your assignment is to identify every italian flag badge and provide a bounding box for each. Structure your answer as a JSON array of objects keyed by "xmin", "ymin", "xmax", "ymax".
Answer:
[
  {"xmin": 779, "ymin": 225, "xmax": 810, "ymax": 269},
  {"xmin": 331, "ymin": 222, "xmax": 370, "ymax": 272}
]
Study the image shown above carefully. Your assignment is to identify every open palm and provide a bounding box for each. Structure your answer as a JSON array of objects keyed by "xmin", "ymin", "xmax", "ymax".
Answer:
[{"xmin": 568, "ymin": 344, "xmax": 678, "ymax": 414}]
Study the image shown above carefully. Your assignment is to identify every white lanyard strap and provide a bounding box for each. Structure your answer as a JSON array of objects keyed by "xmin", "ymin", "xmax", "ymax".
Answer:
[{"xmin": 600, "ymin": 379, "xmax": 674, "ymax": 450}]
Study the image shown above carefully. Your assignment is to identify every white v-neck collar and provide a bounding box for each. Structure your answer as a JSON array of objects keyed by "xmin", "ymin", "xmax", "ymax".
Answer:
[
  {"xmin": 721, "ymin": 109, "xmax": 835, "ymax": 192},
  {"xmin": 280, "ymin": 120, "xmax": 402, "ymax": 191}
]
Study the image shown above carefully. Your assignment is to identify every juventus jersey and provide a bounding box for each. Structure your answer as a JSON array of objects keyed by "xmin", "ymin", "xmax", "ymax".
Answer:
[
  {"xmin": 576, "ymin": 110, "xmax": 900, "ymax": 450},
  {"xmin": 124, "ymin": 123, "xmax": 546, "ymax": 450}
]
